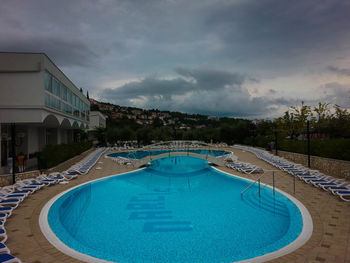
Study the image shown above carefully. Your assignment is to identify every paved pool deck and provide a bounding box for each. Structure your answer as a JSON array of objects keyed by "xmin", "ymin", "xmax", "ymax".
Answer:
[{"xmin": 5, "ymin": 147, "xmax": 350, "ymax": 263}]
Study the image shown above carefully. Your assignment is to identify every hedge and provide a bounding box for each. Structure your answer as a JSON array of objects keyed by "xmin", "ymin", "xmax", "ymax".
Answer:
[{"xmin": 38, "ymin": 141, "xmax": 92, "ymax": 169}]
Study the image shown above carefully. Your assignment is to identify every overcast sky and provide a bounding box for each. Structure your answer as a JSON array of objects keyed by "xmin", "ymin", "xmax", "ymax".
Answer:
[{"xmin": 1, "ymin": 0, "xmax": 350, "ymax": 118}]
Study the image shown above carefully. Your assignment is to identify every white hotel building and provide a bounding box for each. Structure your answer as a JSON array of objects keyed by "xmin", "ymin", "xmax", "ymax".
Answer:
[{"xmin": 0, "ymin": 52, "xmax": 90, "ymax": 173}]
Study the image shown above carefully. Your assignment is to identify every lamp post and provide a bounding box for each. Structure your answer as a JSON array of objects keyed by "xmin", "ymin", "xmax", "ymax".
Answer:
[
  {"xmin": 306, "ymin": 118, "xmax": 311, "ymax": 168},
  {"xmin": 273, "ymin": 128, "xmax": 278, "ymax": 155}
]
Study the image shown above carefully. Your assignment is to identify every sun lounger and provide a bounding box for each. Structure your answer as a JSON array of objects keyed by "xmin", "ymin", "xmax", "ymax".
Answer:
[
  {"xmin": 67, "ymin": 147, "xmax": 107, "ymax": 174},
  {"xmin": 0, "ymin": 242, "xmax": 10, "ymax": 254},
  {"xmin": 0, "ymin": 206, "xmax": 13, "ymax": 217},
  {"xmin": 308, "ymin": 176, "xmax": 337, "ymax": 186},
  {"xmin": 0, "ymin": 187, "xmax": 30, "ymax": 197},
  {"xmin": 315, "ymin": 179, "xmax": 345, "ymax": 189},
  {"xmin": 0, "ymin": 213, "xmax": 7, "ymax": 222},
  {"xmin": 17, "ymin": 180, "xmax": 44, "ymax": 190},
  {"xmin": 335, "ymin": 190, "xmax": 350, "ymax": 201},
  {"xmin": 61, "ymin": 172, "xmax": 78, "ymax": 180},
  {"xmin": 34, "ymin": 176, "xmax": 57, "ymax": 185},
  {"xmin": 0, "ymin": 228, "xmax": 8, "ymax": 243},
  {"xmin": 328, "ymin": 184, "xmax": 350, "ymax": 195},
  {"xmin": 0, "ymin": 192, "xmax": 25, "ymax": 202},
  {"xmin": 301, "ymin": 175, "xmax": 329, "ymax": 183},
  {"xmin": 0, "ymin": 253, "xmax": 22, "ymax": 263},
  {"xmin": 0, "ymin": 198, "xmax": 21, "ymax": 209},
  {"xmin": 13, "ymin": 184, "xmax": 37, "ymax": 194}
]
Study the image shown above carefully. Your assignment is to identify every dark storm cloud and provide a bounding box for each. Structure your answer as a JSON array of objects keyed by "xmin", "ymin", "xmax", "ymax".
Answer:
[
  {"xmin": 327, "ymin": 66, "xmax": 350, "ymax": 77},
  {"xmin": 204, "ymin": 0, "xmax": 350, "ymax": 66},
  {"xmin": 175, "ymin": 67, "xmax": 245, "ymax": 90},
  {"xmin": 1, "ymin": 0, "xmax": 349, "ymax": 117},
  {"xmin": 102, "ymin": 76, "xmax": 194, "ymax": 100},
  {"xmin": 100, "ymin": 68, "xmax": 292, "ymax": 118},
  {"xmin": 0, "ymin": 35, "xmax": 99, "ymax": 67}
]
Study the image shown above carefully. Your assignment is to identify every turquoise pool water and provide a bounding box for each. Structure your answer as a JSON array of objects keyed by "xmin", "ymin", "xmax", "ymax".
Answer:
[
  {"xmin": 107, "ymin": 149, "xmax": 230, "ymax": 159},
  {"xmin": 47, "ymin": 156, "xmax": 304, "ymax": 263}
]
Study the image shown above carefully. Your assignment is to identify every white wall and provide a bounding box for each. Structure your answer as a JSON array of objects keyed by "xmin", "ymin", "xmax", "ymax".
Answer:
[
  {"xmin": 0, "ymin": 72, "xmax": 44, "ymax": 107},
  {"xmin": 88, "ymin": 111, "xmax": 106, "ymax": 130}
]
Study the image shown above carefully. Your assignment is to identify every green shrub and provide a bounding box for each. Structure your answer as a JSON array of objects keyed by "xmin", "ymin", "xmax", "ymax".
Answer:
[{"xmin": 39, "ymin": 141, "xmax": 92, "ymax": 169}]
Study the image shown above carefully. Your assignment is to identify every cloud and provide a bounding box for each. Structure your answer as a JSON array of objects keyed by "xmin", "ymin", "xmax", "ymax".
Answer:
[
  {"xmin": 203, "ymin": 0, "xmax": 350, "ymax": 70},
  {"xmin": 99, "ymin": 67, "xmax": 350, "ymax": 118},
  {"xmin": 327, "ymin": 66, "xmax": 350, "ymax": 77},
  {"xmin": 1, "ymin": 0, "xmax": 350, "ymax": 118},
  {"xmin": 99, "ymin": 67, "xmax": 292, "ymax": 118},
  {"xmin": 0, "ymin": 34, "xmax": 99, "ymax": 67},
  {"xmin": 320, "ymin": 82, "xmax": 350, "ymax": 108},
  {"xmin": 174, "ymin": 67, "xmax": 245, "ymax": 90}
]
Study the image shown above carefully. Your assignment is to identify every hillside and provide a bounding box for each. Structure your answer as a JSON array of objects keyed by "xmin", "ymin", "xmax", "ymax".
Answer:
[{"xmin": 90, "ymin": 99, "xmax": 247, "ymax": 129}]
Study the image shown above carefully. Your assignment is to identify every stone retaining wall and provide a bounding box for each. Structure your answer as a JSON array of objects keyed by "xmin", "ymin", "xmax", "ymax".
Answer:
[
  {"xmin": 0, "ymin": 170, "xmax": 41, "ymax": 187},
  {"xmin": 278, "ymin": 150, "xmax": 350, "ymax": 180}
]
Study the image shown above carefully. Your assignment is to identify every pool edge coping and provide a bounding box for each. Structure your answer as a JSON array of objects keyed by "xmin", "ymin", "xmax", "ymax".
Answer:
[
  {"xmin": 213, "ymin": 166, "xmax": 313, "ymax": 263},
  {"xmin": 39, "ymin": 163, "xmax": 313, "ymax": 263},
  {"xmin": 39, "ymin": 168, "xmax": 145, "ymax": 263}
]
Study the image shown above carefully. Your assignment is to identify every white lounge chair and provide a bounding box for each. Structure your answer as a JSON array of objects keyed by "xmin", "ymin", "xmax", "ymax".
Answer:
[
  {"xmin": 0, "ymin": 191, "xmax": 25, "ymax": 202},
  {"xmin": 0, "ymin": 198, "xmax": 21, "ymax": 209},
  {"xmin": 0, "ymin": 206, "xmax": 13, "ymax": 217},
  {"xmin": 61, "ymin": 172, "xmax": 78, "ymax": 180},
  {"xmin": 0, "ymin": 242, "xmax": 10, "ymax": 254},
  {"xmin": 315, "ymin": 178, "xmax": 345, "ymax": 189},
  {"xmin": 17, "ymin": 180, "xmax": 44, "ymax": 190},
  {"xmin": 0, "ymin": 186, "xmax": 30, "ymax": 197},
  {"xmin": 328, "ymin": 183, "xmax": 350, "ymax": 195},
  {"xmin": 0, "ymin": 253, "xmax": 22, "ymax": 263},
  {"xmin": 335, "ymin": 190, "xmax": 350, "ymax": 201}
]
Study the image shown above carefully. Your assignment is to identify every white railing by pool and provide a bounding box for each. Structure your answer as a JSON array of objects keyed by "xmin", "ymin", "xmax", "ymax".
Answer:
[{"xmin": 241, "ymin": 170, "xmax": 280, "ymax": 199}]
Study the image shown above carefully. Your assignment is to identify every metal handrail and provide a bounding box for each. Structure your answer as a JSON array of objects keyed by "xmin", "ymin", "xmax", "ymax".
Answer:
[
  {"xmin": 241, "ymin": 174, "xmax": 265, "ymax": 199},
  {"xmin": 254, "ymin": 170, "xmax": 279, "ymax": 196}
]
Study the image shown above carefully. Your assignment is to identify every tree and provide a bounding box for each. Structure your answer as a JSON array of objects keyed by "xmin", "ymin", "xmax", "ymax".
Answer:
[
  {"xmin": 313, "ymin": 102, "xmax": 330, "ymax": 134},
  {"xmin": 92, "ymin": 127, "xmax": 106, "ymax": 146},
  {"xmin": 86, "ymin": 91, "xmax": 90, "ymax": 100},
  {"xmin": 330, "ymin": 105, "xmax": 350, "ymax": 138},
  {"xmin": 290, "ymin": 101, "xmax": 312, "ymax": 135}
]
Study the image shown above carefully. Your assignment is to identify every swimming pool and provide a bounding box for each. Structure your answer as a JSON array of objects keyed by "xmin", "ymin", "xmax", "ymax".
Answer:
[
  {"xmin": 106, "ymin": 149, "xmax": 230, "ymax": 159},
  {"xmin": 40, "ymin": 156, "xmax": 312, "ymax": 263}
]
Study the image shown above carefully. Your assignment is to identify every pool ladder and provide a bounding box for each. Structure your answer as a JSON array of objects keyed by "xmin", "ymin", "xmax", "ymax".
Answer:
[{"xmin": 240, "ymin": 170, "xmax": 277, "ymax": 199}]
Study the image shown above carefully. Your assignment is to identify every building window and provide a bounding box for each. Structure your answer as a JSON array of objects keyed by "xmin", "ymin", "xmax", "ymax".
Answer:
[
  {"xmin": 45, "ymin": 93, "xmax": 50, "ymax": 106},
  {"xmin": 62, "ymin": 102, "xmax": 72, "ymax": 114},
  {"xmin": 50, "ymin": 95, "xmax": 61, "ymax": 110},
  {"xmin": 67, "ymin": 89, "xmax": 72, "ymax": 104},
  {"xmin": 45, "ymin": 93, "xmax": 60, "ymax": 110},
  {"xmin": 45, "ymin": 72, "xmax": 52, "ymax": 92},
  {"xmin": 44, "ymin": 71, "xmax": 89, "ymax": 121},
  {"xmin": 74, "ymin": 108, "xmax": 80, "ymax": 117},
  {"xmin": 52, "ymin": 77, "xmax": 60, "ymax": 97},
  {"xmin": 61, "ymin": 85, "xmax": 67, "ymax": 101}
]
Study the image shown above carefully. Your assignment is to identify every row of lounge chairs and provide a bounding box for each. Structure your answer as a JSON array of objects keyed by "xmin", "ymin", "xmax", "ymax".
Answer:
[
  {"xmin": 0, "ymin": 147, "xmax": 108, "ymax": 262},
  {"xmin": 67, "ymin": 147, "xmax": 107, "ymax": 174},
  {"xmin": 0, "ymin": 171, "xmax": 82, "ymax": 263},
  {"xmin": 226, "ymin": 161, "xmax": 263, "ymax": 174},
  {"xmin": 233, "ymin": 145, "xmax": 350, "ymax": 201},
  {"xmin": 217, "ymin": 153, "xmax": 238, "ymax": 162},
  {"xmin": 111, "ymin": 146, "xmax": 137, "ymax": 151},
  {"xmin": 113, "ymin": 156, "xmax": 134, "ymax": 165}
]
